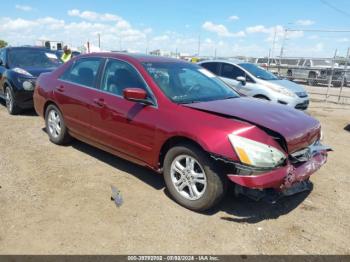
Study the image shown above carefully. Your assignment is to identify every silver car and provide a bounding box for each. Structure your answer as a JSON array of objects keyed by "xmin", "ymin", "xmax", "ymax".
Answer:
[{"xmin": 198, "ymin": 59, "xmax": 309, "ymax": 110}]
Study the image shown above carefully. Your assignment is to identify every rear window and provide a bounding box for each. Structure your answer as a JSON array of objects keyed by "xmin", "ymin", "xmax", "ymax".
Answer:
[
  {"xmin": 200, "ymin": 62, "xmax": 220, "ymax": 75},
  {"xmin": 60, "ymin": 57, "xmax": 102, "ymax": 88}
]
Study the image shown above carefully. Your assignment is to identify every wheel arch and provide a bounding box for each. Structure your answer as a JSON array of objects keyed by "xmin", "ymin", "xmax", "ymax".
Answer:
[
  {"xmin": 43, "ymin": 100, "xmax": 61, "ymax": 118},
  {"xmin": 158, "ymin": 136, "xmax": 207, "ymax": 170}
]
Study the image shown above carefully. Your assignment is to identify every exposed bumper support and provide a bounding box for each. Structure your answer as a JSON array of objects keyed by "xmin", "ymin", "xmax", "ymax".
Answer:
[{"xmin": 225, "ymin": 142, "xmax": 331, "ymax": 190}]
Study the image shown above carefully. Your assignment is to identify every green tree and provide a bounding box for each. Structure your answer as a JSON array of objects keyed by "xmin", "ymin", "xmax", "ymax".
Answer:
[{"xmin": 0, "ymin": 40, "xmax": 8, "ymax": 48}]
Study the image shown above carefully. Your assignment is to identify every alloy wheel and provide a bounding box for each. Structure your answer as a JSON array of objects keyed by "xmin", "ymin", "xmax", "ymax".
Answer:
[
  {"xmin": 5, "ymin": 89, "xmax": 13, "ymax": 113},
  {"xmin": 47, "ymin": 109, "xmax": 62, "ymax": 138},
  {"xmin": 170, "ymin": 154, "xmax": 207, "ymax": 200}
]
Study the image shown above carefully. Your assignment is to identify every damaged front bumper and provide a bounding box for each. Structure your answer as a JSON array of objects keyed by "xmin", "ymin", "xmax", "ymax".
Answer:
[{"xmin": 223, "ymin": 141, "xmax": 331, "ymax": 199}]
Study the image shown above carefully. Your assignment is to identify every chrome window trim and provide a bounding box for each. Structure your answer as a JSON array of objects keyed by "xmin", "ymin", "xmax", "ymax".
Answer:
[
  {"xmin": 58, "ymin": 56, "xmax": 103, "ymax": 89},
  {"xmin": 100, "ymin": 57, "xmax": 158, "ymax": 108},
  {"xmin": 58, "ymin": 56, "xmax": 158, "ymax": 108}
]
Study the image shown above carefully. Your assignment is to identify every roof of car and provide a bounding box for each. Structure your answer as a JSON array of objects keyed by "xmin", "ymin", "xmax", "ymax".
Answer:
[
  {"xmin": 5, "ymin": 46, "xmax": 56, "ymax": 52},
  {"xmin": 78, "ymin": 52, "xmax": 187, "ymax": 63},
  {"xmin": 198, "ymin": 58, "xmax": 245, "ymax": 65}
]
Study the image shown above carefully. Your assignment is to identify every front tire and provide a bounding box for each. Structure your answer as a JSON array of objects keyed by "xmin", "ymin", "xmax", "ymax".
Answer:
[
  {"xmin": 163, "ymin": 144, "xmax": 227, "ymax": 211},
  {"xmin": 5, "ymin": 87, "xmax": 21, "ymax": 115},
  {"xmin": 45, "ymin": 104, "xmax": 71, "ymax": 145},
  {"xmin": 307, "ymin": 73, "xmax": 317, "ymax": 86}
]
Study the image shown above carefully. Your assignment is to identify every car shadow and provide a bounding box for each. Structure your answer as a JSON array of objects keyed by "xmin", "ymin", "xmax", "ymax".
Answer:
[
  {"xmin": 344, "ymin": 124, "xmax": 350, "ymax": 132},
  {"xmin": 41, "ymin": 128, "xmax": 311, "ymax": 221},
  {"xmin": 70, "ymin": 139, "xmax": 165, "ymax": 190},
  {"xmin": 214, "ymin": 188, "xmax": 311, "ymax": 224},
  {"xmin": 0, "ymin": 100, "xmax": 38, "ymax": 116}
]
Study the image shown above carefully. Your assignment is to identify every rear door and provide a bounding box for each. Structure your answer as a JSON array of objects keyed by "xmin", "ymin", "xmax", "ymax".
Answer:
[
  {"xmin": 89, "ymin": 58, "xmax": 157, "ymax": 161},
  {"xmin": 55, "ymin": 57, "xmax": 104, "ymax": 139}
]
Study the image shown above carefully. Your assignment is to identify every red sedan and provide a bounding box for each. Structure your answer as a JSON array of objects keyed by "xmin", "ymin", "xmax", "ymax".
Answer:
[{"xmin": 34, "ymin": 53, "xmax": 331, "ymax": 211}]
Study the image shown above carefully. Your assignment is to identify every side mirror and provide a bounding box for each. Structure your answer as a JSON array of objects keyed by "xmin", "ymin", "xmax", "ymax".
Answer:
[
  {"xmin": 236, "ymin": 76, "xmax": 246, "ymax": 85},
  {"xmin": 123, "ymin": 88, "xmax": 153, "ymax": 105}
]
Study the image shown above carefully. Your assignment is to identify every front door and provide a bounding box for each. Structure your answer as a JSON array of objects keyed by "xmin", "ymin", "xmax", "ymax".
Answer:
[
  {"xmin": 219, "ymin": 63, "xmax": 252, "ymax": 96},
  {"xmin": 89, "ymin": 58, "xmax": 157, "ymax": 162}
]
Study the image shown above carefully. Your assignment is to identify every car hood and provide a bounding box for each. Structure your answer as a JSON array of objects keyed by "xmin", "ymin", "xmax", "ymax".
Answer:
[
  {"xmin": 264, "ymin": 79, "xmax": 306, "ymax": 93},
  {"xmin": 184, "ymin": 97, "xmax": 320, "ymax": 153},
  {"xmin": 20, "ymin": 66, "xmax": 58, "ymax": 77}
]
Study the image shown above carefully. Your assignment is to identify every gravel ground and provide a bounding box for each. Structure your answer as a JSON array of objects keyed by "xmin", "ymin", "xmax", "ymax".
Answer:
[{"xmin": 0, "ymin": 98, "xmax": 349, "ymax": 255}]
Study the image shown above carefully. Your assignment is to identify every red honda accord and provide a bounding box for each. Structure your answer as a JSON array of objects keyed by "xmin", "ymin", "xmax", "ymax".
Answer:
[{"xmin": 34, "ymin": 53, "xmax": 331, "ymax": 211}]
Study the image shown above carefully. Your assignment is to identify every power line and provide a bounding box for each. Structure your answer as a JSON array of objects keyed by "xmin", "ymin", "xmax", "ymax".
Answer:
[
  {"xmin": 320, "ymin": 0, "xmax": 350, "ymax": 19},
  {"xmin": 287, "ymin": 29, "xmax": 350, "ymax": 32}
]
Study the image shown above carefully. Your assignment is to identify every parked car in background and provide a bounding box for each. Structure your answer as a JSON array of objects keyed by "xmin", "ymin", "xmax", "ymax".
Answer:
[
  {"xmin": 199, "ymin": 60, "xmax": 310, "ymax": 110},
  {"xmin": 0, "ymin": 47, "xmax": 62, "ymax": 114},
  {"xmin": 34, "ymin": 53, "xmax": 330, "ymax": 211},
  {"xmin": 287, "ymin": 58, "xmax": 348, "ymax": 87},
  {"xmin": 254, "ymin": 57, "xmax": 278, "ymax": 68}
]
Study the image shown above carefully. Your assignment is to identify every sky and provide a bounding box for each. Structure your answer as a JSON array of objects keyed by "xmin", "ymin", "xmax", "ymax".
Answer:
[{"xmin": 1, "ymin": 0, "xmax": 350, "ymax": 58}]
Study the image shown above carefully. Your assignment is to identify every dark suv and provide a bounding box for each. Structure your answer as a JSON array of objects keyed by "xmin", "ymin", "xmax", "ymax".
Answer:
[{"xmin": 0, "ymin": 47, "xmax": 62, "ymax": 114}]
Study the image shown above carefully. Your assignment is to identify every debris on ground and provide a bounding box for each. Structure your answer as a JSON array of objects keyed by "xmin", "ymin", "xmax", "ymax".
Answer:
[{"xmin": 111, "ymin": 185, "xmax": 123, "ymax": 207}]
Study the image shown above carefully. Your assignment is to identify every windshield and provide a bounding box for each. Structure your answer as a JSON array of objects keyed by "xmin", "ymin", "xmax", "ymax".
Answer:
[
  {"xmin": 312, "ymin": 59, "xmax": 331, "ymax": 66},
  {"xmin": 143, "ymin": 62, "xmax": 239, "ymax": 104},
  {"xmin": 8, "ymin": 49, "xmax": 62, "ymax": 68},
  {"xmin": 238, "ymin": 63, "xmax": 278, "ymax": 81}
]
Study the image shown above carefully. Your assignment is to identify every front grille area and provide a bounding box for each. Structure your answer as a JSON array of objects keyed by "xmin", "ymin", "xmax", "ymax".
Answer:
[{"xmin": 295, "ymin": 100, "xmax": 309, "ymax": 110}]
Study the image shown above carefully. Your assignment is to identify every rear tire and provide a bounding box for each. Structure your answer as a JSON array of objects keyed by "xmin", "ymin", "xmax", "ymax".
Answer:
[
  {"xmin": 5, "ymin": 86, "xmax": 21, "ymax": 115},
  {"xmin": 45, "ymin": 104, "xmax": 71, "ymax": 145},
  {"xmin": 287, "ymin": 70, "xmax": 294, "ymax": 81},
  {"xmin": 307, "ymin": 73, "xmax": 317, "ymax": 86},
  {"xmin": 163, "ymin": 144, "xmax": 227, "ymax": 211}
]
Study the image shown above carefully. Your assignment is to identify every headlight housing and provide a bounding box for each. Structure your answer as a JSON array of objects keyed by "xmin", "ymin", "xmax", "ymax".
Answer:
[
  {"xmin": 228, "ymin": 134, "xmax": 286, "ymax": 168},
  {"xmin": 17, "ymin": 77, "xmax": 35, "ymax": 91},
  {"xmin": 264, "ymin": 82, "xmax": 296, "ymax": 98}
]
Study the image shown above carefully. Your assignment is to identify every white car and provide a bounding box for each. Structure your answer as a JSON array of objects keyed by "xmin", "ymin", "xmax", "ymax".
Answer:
[{"xmin": 198, "ymin": 59, "xmax": 309, "ymax": 110}]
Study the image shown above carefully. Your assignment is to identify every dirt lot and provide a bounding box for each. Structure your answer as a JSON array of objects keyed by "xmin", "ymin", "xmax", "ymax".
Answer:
[{"xmin": 0, "ymin": 98, "xmax": 349, "ymax": 255}]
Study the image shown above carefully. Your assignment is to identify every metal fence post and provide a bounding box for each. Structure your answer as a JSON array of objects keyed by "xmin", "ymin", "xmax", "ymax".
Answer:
[
  {"xmin": 325, "ymin": 49, "xmax": 337, "ymax": 102},
  {"xmin": 338, "ymin": 47, "xmax": 350, "ymax": 103}
]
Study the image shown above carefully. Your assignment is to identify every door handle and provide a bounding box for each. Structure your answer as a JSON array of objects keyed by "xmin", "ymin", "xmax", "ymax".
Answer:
[
  {"xmin": 56, "ymin": 85, "xmax": 64, "ymax": 92},
  {"xmin": 93, "ymin": 98, "xmax": 105, "ymax": 107}
]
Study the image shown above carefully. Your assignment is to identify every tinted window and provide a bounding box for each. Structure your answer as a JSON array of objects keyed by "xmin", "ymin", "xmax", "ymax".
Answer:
[
  {"xmin": 101, "ymin": 59, "xmax": 147, "ymax": 96},
  {"xmin": 298, "ymin": 59, "xmax": 305, "ymax": 66},
  {"xmin": 143, "ymin": 62, "xmax": 239, "ymax": 104},
  {"xmin": 305, "ymin": 60, "xmax": 311, "ymax": 67},
  {"xmin": 257, "ymin": 58, "xmax": 268, "ymax": 63},
  {"xmin": 8, "ymin": 49, "xmax": 62, "ymax": 68},
  {"xmin": 0, "ymin": 49, "xmax": 4, "ymax": 64},
  {"xmin": 60, "ymin": 57, "xmax": 102, "ymax": 88},
  {"xmin": 238, "ymin": 63, "xmax": 278, "ymax": 81},
  {"xmin": 221, "ymin": 63, "xmax": 245, "ymax": 79},
  {"xmin": 200, "ymin": 62, "xmax": 220, "ymax": 75}
]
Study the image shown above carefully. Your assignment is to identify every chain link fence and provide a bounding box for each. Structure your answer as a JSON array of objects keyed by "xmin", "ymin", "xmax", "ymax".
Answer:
[{"xmin": 262, "ymin": 29, "xmax": 350, "ymax": 105}]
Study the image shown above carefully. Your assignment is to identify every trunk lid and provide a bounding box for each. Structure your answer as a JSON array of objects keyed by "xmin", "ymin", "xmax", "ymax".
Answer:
[{"xmin": 184, "ymin": 97, "xmax": 321, "ymax": 153}]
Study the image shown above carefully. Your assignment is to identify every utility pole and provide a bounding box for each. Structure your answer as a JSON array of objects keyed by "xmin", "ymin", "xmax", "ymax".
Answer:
[
  {"xmin": 98, "ymin": 33, "xmax": 101, "ymax": 49},
  {"xmin": 326, "ymin": 49, "xmax": 338, "ymax": 102},
  {"xmin": 338, "ymin": 47, "xmax": 349, "ymax": 103},
  {"xmin": 271, "ymin": 28, "xmax": 277, "ymax": 60},
  {"xmin": 278, "ymin": 28, "xmax": 288, "ymax": 75}
]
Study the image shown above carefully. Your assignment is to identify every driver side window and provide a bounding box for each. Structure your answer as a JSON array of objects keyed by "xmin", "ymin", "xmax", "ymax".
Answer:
[
  {"xmin": 221, "ymin": 63, "xmax": 245, "ymax": 79},
  {"xmin": 101, "ymin": 59, "xmax": 148, "ymax": 97}
]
